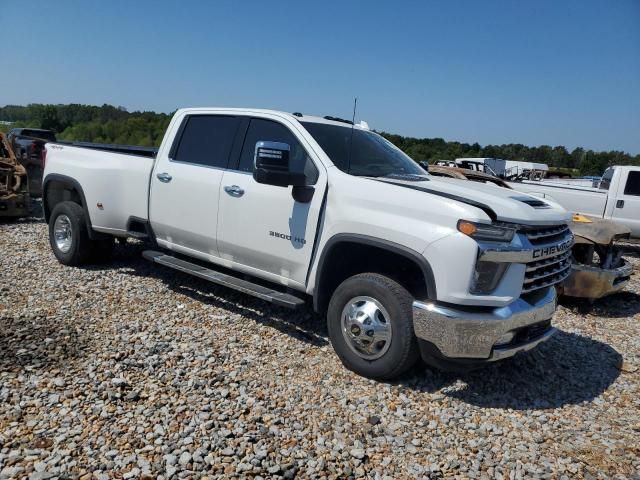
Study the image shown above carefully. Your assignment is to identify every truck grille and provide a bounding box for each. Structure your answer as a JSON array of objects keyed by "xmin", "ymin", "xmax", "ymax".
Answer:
[
  {"xmin": 521, "ymin": 225, "xmax": 573, "ymax": 294},
  {"xmin": 523, "ymin": 224, "xmax": 571, "ymax": 245}
]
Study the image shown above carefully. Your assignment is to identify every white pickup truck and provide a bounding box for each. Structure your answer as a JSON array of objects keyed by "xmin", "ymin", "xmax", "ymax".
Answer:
[
  {"xmin": 510, "ymin": 165, "xmax": 640, "ymax": 239},
  {"xmin": 42, "ymin": 108, "xmax": 573, "ymax": 379}
]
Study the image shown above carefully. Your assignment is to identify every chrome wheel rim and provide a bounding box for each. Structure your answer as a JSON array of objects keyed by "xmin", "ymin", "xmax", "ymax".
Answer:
[
  {"xmin": 53, "ymin": 214, "xmax": 73, "ymax": 253},
  {"xmin": 341, "ymin": 296, "xmax": 392, "ymax": 360}
]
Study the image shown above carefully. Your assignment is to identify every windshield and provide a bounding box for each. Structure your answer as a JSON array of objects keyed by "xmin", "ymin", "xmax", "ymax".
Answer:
[
  {"xmin": 301, "ymin": 122, "xmax": 426, "ymax": 177},
  {"xmin": 599, "ymin": 168, "xmax": 614, "ymax": 191}
]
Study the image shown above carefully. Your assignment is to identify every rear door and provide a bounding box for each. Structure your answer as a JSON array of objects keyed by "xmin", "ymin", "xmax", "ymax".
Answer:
[
  {"xmin": 611, "ymin": 169, "xmax": 640, "ymax": 237},
  {"xmin": 149, "ymin": 114, "xmax": 242, "ymax": 258},
  {"xmin": 216, "ymin": 117, "xmax": 327, "ymax": 288}
]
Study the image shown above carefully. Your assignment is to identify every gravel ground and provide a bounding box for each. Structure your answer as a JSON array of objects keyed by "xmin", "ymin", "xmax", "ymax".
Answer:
[{"xmin": 1, "ymin": 205, "xmax": 639, "ymax": 479}]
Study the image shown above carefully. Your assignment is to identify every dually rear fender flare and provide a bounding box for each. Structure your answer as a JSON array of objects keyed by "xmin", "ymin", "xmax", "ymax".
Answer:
[{"xmin": 43, "ymin": 173, "xmax": 100, "ymax": 239}]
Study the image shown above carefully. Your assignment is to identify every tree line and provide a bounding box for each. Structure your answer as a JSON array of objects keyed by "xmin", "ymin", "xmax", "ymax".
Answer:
[
  {"xmin": 0, "ymin": 104, "xmax": 171, "ymax": 148},
  {"xmin": 1, "ymin": 103, "xmax": 637, "ymax": 176},
  {"xmin": 379, "ymin": 132, "xmax": 640, "ymax": 177}
]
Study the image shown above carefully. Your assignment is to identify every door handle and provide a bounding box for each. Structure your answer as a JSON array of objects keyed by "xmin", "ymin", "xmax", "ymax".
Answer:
[
  {"xmin": 616, "ymin": 200, "xmax": 624, "ymax": 208},
  {"xmin": 224, "ymin": 185, "xmax": 245, "ymax": 197},
  {"xmin": 156, "ymin": 172, "xmax": 172, "ymax": 183}
]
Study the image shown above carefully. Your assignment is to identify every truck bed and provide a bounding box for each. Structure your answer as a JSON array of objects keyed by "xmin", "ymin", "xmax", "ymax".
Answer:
[
  {"xmin": 44, "ymin": 143, "xmax": 154, "ymax": 234},
  {"xmin": 508, "ymin": 180, "xmax": 607, "ymax": 218},
  {"xmin": 57, "ymin": 141, "xmax": 157, "ymax": 158}
]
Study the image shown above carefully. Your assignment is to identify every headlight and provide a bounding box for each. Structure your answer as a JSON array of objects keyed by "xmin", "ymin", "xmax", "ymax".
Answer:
[{"xmin": 457, "ymin": 220, "xmax": 515, "ymax": 243}]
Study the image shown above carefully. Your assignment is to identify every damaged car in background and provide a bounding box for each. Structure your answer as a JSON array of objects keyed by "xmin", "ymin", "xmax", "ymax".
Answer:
[
  {"xmin": 428, "ymin": 165, "xmax": 632, "ymax": 300},
  {"xmin": 563, "ymin": 215, "xmax": 632, "ymax": 299},
  {"xmin": 0, "ymin": 132, "xmax": 30, "ymax": 218},
  {"xmin": 7, "ymin": 127, "xmax": 56, "ymax": 197}
]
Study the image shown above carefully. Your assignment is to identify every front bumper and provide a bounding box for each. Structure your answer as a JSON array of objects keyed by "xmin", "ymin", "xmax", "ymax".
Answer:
[
  {"xmin": 412, "ymin": 287, "xmax": 557, "ymax": 361},
  {"xmin": 561, "ymin": 259, "xmax": 633, "ymax": 299}
]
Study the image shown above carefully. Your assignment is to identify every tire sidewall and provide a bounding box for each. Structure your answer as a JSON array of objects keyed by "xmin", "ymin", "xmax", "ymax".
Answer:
[
  {"xmin": 327, "ymin": 274, "xmax": 417, "ymax": 379},
  {"xmin": 49, "ymin": 202, "xmax": 87, "ymax": 266}
]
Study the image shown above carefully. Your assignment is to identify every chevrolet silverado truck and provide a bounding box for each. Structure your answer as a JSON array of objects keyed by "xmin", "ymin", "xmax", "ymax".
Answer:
[
  {"xmin": 510, "ymin": 165, "xmax": 640, "ymax": 239},
  {"xmin": 42, "ymin": 108, "xmax": 574, "ymax": 379},
  {"xmin": 7, "ymin": 128, "xmax": 57, "ymax": 197}
]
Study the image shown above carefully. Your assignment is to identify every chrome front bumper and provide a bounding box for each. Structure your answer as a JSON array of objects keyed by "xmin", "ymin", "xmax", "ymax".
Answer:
[{"xmin": 412, "ymin": 287, "xmax": 557, "ymax": 361}]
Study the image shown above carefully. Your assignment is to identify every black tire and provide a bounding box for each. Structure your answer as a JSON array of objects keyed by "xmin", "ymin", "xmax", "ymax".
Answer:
[
  {"xmin": 327, "ymin": 273, "xmax": 420, "ymax": 380},
  {"xmin": 48, "ymin": 201, "xmax": 96, "ymax": 266}
]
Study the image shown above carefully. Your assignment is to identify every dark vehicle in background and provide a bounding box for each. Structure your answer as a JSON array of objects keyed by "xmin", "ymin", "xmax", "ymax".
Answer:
[{"xmin": 7, "ymin": 128, "xmax": 56, "ymax": 196}]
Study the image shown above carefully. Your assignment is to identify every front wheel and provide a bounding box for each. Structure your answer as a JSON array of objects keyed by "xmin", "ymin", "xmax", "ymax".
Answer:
[{"xmin": 327, "ymin": 273, "xmax": 420, "ymax": 380}]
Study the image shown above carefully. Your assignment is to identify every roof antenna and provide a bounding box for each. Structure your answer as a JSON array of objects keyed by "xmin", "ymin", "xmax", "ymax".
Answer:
[{"xmin": 347, "ymin": 97, "xmax": 357, "ymax": 173}]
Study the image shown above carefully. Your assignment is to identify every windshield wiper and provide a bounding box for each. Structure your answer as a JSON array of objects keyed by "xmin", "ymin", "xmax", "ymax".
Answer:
[{"xmin": 378, "ymin": 173, "xmax": 430, "ymax": 181}]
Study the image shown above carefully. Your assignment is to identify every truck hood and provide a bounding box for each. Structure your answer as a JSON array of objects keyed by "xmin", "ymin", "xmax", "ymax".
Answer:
[{"xmin": 374, "ymin": 175, "xmax": 571, "ymax": 225}]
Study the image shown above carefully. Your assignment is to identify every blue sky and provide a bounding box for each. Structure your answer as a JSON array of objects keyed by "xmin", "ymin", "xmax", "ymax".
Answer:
[{"xmin": 2, "ymin": 0, "xmax": 639, "ymax": 153}]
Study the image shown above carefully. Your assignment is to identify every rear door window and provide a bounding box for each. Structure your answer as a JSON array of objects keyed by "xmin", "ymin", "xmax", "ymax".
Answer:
[
  {"xmin": 171, "ymin": 115, "xmax": 240, "ymax": 169},
  {"xmin": 623, "ymin": 171, "xmax": 640, "ymax": 196}
]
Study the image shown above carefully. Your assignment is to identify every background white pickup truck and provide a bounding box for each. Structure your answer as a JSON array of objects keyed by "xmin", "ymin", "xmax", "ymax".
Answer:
[
  {"xmin": 42, "ymin": 108, "xmax": 573, "ymax": 379},
  {"xmin": 510, "ymin": 165, "xmax": 640, "ymax": 239}
]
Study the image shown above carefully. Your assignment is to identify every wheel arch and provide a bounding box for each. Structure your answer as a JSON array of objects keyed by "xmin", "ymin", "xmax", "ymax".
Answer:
[
  {"xmin": 43, "ymin": 174, "xmax": 98, "ymax": 239},
  {"xmin": 312, "ymin": 234, "xmax": 437, "ymax": 313}
]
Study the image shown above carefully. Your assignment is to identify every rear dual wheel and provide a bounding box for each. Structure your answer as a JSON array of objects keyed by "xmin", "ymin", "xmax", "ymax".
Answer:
[
  {"xmin": 49, "ymin": 201, "xmax": 113, "ymax": 266},
  {"xmin": 327, "ymin": 273, "xmax": 420, "ymax": 380}
]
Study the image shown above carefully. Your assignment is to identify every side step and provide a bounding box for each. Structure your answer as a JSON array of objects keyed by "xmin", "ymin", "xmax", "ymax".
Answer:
[{"xmin": 142, "ymin": 250, "xmax": 306, "ymax": 309}]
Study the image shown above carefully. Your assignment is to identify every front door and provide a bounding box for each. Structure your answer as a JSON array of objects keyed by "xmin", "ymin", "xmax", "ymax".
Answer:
[
  {"xmin": 217, "ymin": 117, "xmax": 327, "ymax": 288},
  {"xmin": 611, "ymin": 169, "xmax": 640, "ymax": 237},
  {"xmin": 149, "ymin": 114, "xmax": 242, "ymax": 258}
]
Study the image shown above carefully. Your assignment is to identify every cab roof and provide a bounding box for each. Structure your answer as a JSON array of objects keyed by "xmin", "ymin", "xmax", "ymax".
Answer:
[{"xmin": 175, "ymin": 107, "xmax": 369, "ymax": 130}]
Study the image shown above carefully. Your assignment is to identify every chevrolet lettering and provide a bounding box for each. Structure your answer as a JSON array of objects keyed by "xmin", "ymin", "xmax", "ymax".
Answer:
[{"xmin": 532, "ymin": 237, "xmax": 574, "ymax": 260}]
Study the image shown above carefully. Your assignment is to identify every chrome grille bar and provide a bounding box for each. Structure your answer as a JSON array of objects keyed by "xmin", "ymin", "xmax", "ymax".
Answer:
[
  {"xmin": 522, "ymin": 267, "xmax": 572, "ymax": 294},
  {"xmin": 524, "ymin": 261, "xmax": 571, "ymax": 284},
  {"xmin": 525, "ymin": 250, "xmax": 572, "ymax": 273},
  {"xmin": 525, "ymin": 225, "xmax": 570, "ymax": 240}
]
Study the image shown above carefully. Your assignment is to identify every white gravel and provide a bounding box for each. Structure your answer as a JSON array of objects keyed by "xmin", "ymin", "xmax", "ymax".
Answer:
[{"xmin": 1, "ymin": 205, "xmax": 639, "ymax": 479}]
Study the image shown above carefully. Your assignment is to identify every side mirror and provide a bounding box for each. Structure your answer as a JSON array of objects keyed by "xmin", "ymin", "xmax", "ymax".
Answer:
[
  {"xmin": 418, "ymin": 160, "xmax": 429, "ymax": 172},
  {"xmin": 253, "ymin": 141, "xmax": 306, "ymax": 187}
]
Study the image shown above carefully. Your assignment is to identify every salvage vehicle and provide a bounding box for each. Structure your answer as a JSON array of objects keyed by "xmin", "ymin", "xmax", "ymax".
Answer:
[
  {"xmin": 429, "ymin": 165, "xmax": 632, "ymax": 299},
  {"xmin": 7, "ymin": 128, "xmax": 56, "ymax": 197},
  {"xmin": 0, "ymin": 132, "xmax": 30, "ymax": 218},
  {"xmin": 563, "ymin": 215, "xmax": 632, "ymax": 299},
  {"xmin": 429, "ymin": 165, "xmax": 512, "ymax": 187},
  {"xmin": 509, "ymin": 166, "xmax": 640, "ymax": 239},
  {"xmin": 42, "ymin": 108, "xmax": 574, "ymax": 379}
]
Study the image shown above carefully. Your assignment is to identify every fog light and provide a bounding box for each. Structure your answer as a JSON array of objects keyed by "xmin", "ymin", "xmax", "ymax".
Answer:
[
  {"xmin": 495, "ymin": 331, "xmax": 515, "ymax": 347},
  {"xmin": 471, "ymin": 261, "xmax": 508, "ymax": 294}
]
